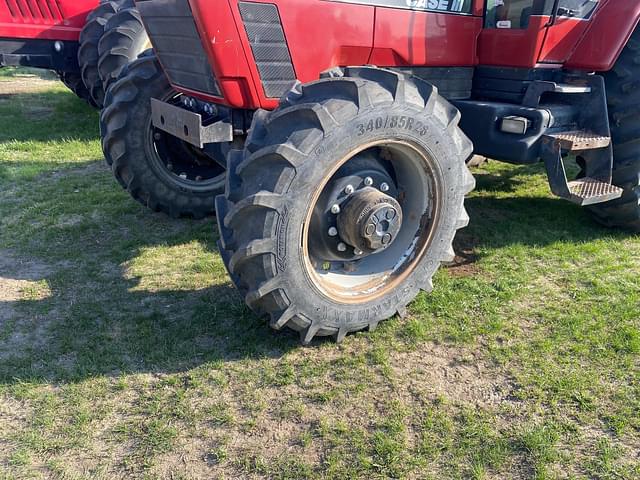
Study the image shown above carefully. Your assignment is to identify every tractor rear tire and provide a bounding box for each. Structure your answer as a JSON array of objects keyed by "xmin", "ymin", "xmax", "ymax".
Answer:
[
  {"xmin": 78, "ymin": 0, "xmax": 134, "ymax": 108},
  {"xmin": 216, "ymin": 67, "xmax": 474, "ymax": 344},
  {"xmin": 588, "ymin": 28, "xmax": 640, "ymax": 231},
  {"xmin": 57, "ymin": 71, "xmax": 97, "ymax": 108},
  {"xmin": 101, "ymin": 53, "xmax": 227, "ymax": 218},
  {"xmin": 97, "ymin": 7, "xmax": 150, "ymax": 95}
]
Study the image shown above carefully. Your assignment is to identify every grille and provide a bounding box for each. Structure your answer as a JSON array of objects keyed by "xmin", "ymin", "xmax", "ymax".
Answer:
[
  {"xmin": 4, "ymin": 0, "xmax": 65, "ymax": 23},
  {"xmin": 238, "ymin": 2, "xmax": 296, "ymax": 98},
  {"xmin": 137, "ymin": 0, "xmax": 221, "ymax": 97}
]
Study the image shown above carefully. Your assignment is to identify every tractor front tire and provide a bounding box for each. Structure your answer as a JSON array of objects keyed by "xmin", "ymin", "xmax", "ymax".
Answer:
[
  {"xmin": 101, "ymin": 54, "xmax": 227, "ymax": 218},
  {"xmin": 588, "ymin": 28, "xmax": 640, "ymax": 231},
  {"xmin": 97, "ymin": 7, "xmax": 150, "ymax": 95},
  {"xmin": 216, "ymin": 67, "xmax": 474, "ymax": 344}
]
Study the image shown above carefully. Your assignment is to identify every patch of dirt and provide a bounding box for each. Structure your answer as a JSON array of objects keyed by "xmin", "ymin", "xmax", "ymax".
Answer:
[
  {"xmin": 0, "ymin": 250, "xmax": 57, "ymax": 363},
  {"xmin": 0, "ymin": 250, "xmax": 53, "ymax": 322},
  {"xmin": 446, "ymin": 252, "xmax": 481, "ymax": 277},
  {"xmin": 389, "ymin": 344, "xmax": 515, "ymax": 408},
  {"xmin": 445, "ymin": 232, "xmax": 482, "ymax": 277},
  {"xmin": 0, "ymin": 395, "xmax": 32, "ymax": 465},
  {"xmin": 0, "ymin": 76, "xmax": 59, "ymax": 95}
]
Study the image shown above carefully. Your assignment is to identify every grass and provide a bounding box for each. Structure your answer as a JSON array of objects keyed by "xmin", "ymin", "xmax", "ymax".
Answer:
[{"xmin": 0, "ymin": 68, "xmax": 638, "ymax": 479}]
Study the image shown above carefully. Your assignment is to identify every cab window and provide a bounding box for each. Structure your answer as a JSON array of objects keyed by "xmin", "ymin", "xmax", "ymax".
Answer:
[{"xmin": 485, "ymin": 0, "xmax": 548, "ymax": 29}]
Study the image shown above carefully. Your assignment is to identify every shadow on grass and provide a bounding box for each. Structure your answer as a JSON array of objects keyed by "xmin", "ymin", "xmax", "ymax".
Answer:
[
  {"xmin": 0, "ymin": 159, "xmax": 102, "ymax": 183},
  {"xmin": 0, "ymin": 222, "xmax": 301, "ymax": 385},
  {"xmin": 0, "ymin": 90, "xmax": 98, "ymax": 143},
  {"xmin": 0, "ymin": 163, "xmax": 633, "ymax": 385}
]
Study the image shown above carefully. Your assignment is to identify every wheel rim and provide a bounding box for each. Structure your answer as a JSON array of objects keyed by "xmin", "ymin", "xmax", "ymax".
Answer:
[
  {"xmin": 302, "ymin": 140, "xmax": 443, "ymax": 303},
  {"xmin": 145, "ymin": 92, "xmax": 226, "ymax": 192}
]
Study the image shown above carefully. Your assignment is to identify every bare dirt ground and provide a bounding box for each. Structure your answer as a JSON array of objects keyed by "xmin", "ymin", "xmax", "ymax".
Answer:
[{"xmin": 0, "ymin": 72, "xmax": 59, "ymax": 95}]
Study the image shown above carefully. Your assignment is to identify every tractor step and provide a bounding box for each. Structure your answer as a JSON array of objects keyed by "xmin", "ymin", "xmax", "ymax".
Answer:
[
  {"xmin": 541, "ymin": 129, "xmax": 623, "ymax": 206},
  {"xmin": 543, "ymin": 131, "xmax": 611, "ymax": 152},
  {"xmin": 566, "ymin": 178, "xmax": 624, "ymax": 206}
]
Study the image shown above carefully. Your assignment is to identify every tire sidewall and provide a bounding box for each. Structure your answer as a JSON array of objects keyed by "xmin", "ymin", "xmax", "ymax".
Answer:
[{"xmin": 275, "ymin": 103, "xmax": 466, "ymax": 330}]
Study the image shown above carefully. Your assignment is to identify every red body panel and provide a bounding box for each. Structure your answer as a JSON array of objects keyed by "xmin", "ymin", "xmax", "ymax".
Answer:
[
  {"xmin": 0, "ymin": 0, "xmax": 97, "ymax": 41},
  {"xmin": 538, "ymin": 16, "xmax": 591, "ymax": 64},
  {"xmin": 370, "ymin": 8, "xmax": 481, "ymax": 67},
  {"xmin": 565, "ymin": 0, "xmax": 640, "ymax": 71}
]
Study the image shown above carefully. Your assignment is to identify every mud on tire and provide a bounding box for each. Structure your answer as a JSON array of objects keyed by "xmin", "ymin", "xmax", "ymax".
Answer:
[
  {"xmin": 216, "ymin": 67, "xmax": 475, "ymax": 344},
  {"xmin": 588, "ymin": 27, "xmax": 640, "ymax": 231},
  {"xmin": 101, "ymin": 53, "xmax": 227, "ymax": 218}
]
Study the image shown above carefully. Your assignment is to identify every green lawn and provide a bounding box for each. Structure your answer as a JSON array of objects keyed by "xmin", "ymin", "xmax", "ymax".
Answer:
[{"xmin": 0, "ymin": 70, "xmax": 638, "ymax": 480}]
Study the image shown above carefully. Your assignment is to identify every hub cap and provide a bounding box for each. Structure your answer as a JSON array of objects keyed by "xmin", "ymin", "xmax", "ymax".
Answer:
[{"xmin": 337, "ymin": 187, "xmax": 403, "ymax": 253}]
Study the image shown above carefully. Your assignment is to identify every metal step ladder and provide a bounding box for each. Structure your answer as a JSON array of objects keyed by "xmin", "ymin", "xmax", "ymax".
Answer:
[{"xmin": 541, "ymin": 130, "xmax": 623, "ymax": 206}]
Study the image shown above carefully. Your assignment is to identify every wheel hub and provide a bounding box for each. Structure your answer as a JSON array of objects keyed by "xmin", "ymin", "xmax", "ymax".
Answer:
[
  {"xmin": 307, "ymin": 153, "xmax": 401, "ymax": 262},
  {"xmin": 337, "ymin": 187, "xmax": 403, "ymax": 253}
]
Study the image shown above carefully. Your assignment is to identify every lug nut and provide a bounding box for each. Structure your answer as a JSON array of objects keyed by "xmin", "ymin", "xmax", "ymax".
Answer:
[
  {"xmin": 380, "ymin": 182, "xmax": 390, "ymax": 192},
  {"xmin": 345, "ymin": 185, "xmax": 354, "ymax": 195},
  {"xmin": 331, "ymin": 204, "xmax": 341, "ymax": 214},
  {"xmin": 364, "ymin": 177, "xmax": 373, "ymax": 186},
  {"xmin": 328, "ymin": 227, "xmax": 338, "ymax": 237},
  {"xmin": 337, "ymin": 242, "xmax": 347, "ymax": 252},
  {"xmin": 354, "ymin": 248, "xmax": 364, "ymax": 255}
]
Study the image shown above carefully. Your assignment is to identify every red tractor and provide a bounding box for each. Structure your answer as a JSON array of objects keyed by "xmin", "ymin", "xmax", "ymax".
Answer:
[
  {"xmin": 101, "ymin": 0, "xmax": 640, "ymax": 343},
  {"xmin": 0, "ymin": 0, "xmax": 149, "ymax": 107}
]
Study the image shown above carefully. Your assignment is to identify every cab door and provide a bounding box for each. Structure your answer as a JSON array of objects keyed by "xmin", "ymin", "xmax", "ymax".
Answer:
[
  {"xmin": 478, "ymin": 0, "xmax": 555, "ymax": 67},
  {"xmin": 478, "ymin": 0, "xmax": 601, "ymax": 67}
]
